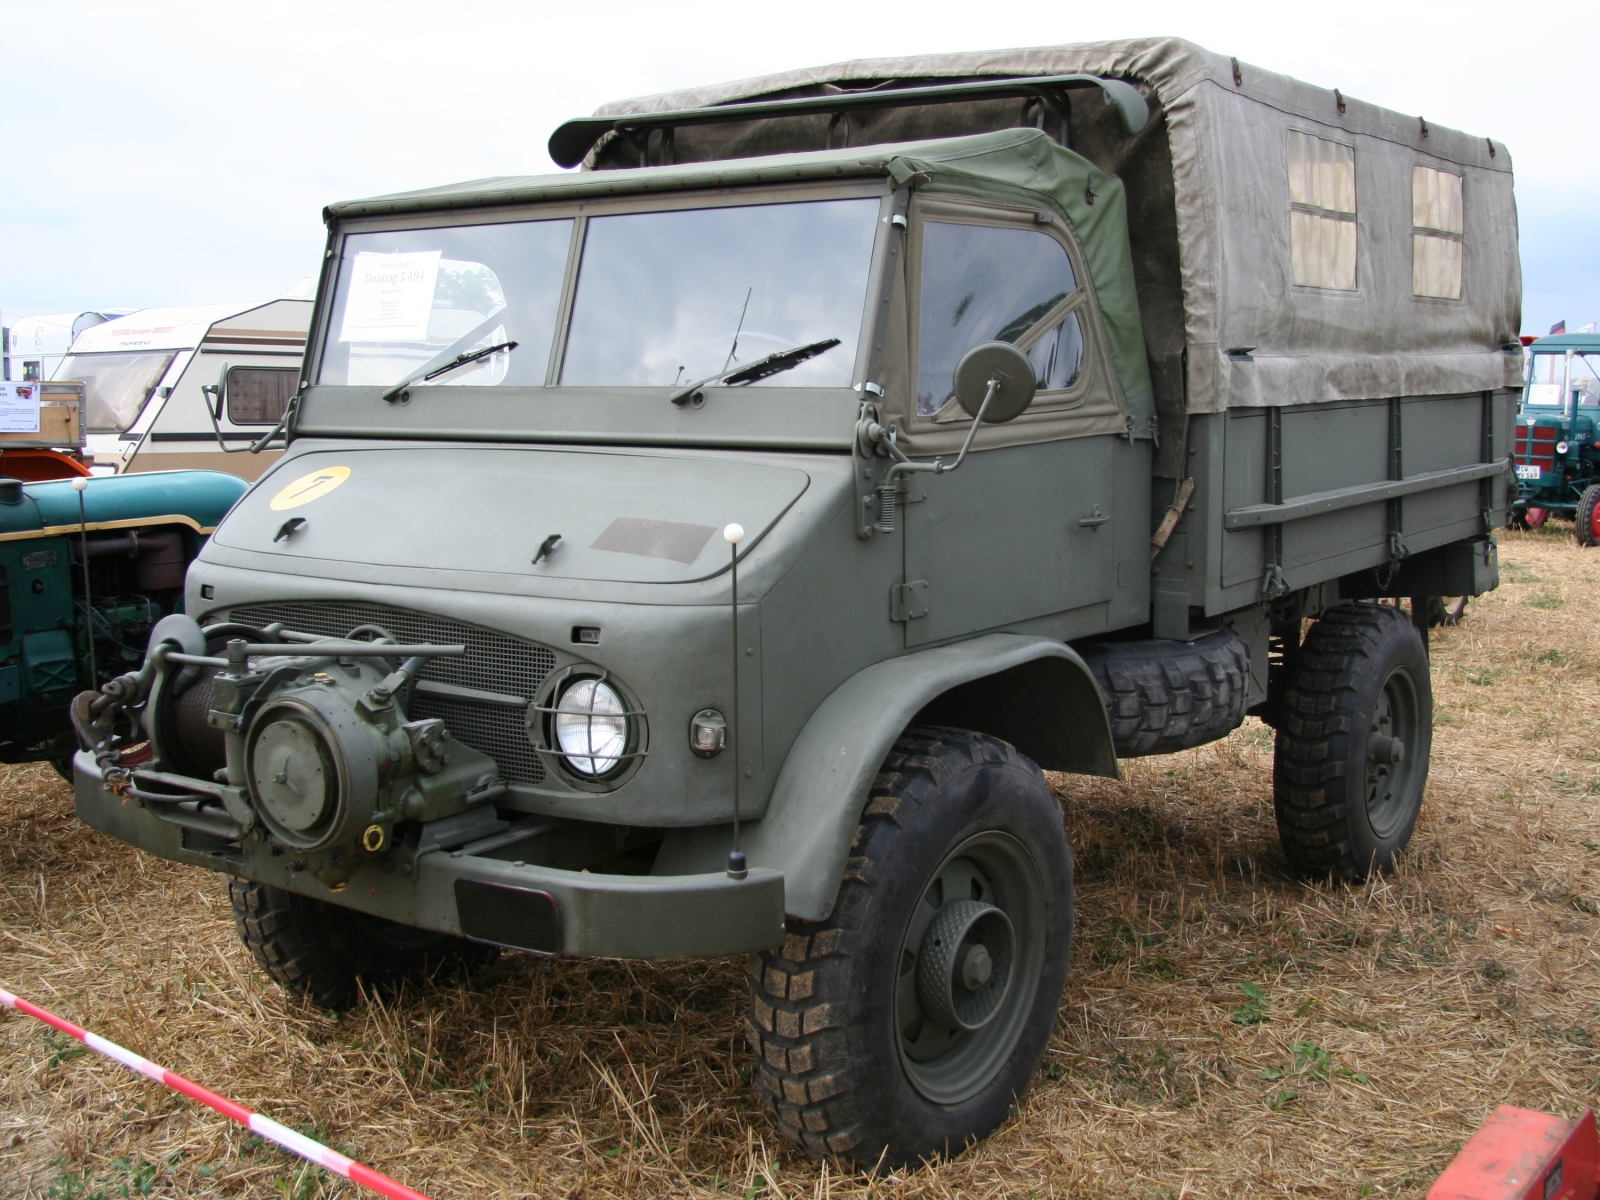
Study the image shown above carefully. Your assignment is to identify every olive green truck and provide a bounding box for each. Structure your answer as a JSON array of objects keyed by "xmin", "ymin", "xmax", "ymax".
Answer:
[{"xmin": 71, "ymin": 39, "xmax": 1520, "ymax": 1167}]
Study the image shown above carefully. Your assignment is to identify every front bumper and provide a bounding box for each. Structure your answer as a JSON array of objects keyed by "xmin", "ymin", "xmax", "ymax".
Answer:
[{"xmin": 73, "ymin": 753, "xmax": 786, "ymax": 959}]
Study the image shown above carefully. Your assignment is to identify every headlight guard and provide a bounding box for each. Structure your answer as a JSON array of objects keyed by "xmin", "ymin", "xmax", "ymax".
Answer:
[{"xmin": 528, "ymin": 666, "xmax": 649, "ymax": 790}]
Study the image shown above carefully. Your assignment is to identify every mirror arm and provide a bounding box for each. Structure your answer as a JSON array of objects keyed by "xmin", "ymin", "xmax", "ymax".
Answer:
[
  {"xmin": 883, "ymin": 376, "xmax": 998, "ymax": 486},
  {"xmin": 201, "ymin": 364, "xmax": 251, "ymax": 455}
]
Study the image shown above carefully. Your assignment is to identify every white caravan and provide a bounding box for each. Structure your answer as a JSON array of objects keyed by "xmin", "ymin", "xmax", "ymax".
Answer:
[
  {"xmin": 54, "ymin": 299, "xmax": 310, "ymax": 479},
  {"xmin": 6, "ymin": 311, "xmax": 131, "ymax": 382}
]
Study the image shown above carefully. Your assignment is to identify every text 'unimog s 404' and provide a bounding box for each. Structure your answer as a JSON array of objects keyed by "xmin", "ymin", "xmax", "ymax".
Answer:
[{"xmin": 70, "ymin": 39, "xmax": 1520, "ymax": 1167}]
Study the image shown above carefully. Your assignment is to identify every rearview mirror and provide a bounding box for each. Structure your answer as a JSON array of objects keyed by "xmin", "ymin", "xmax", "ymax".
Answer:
[{"xmin": 952, "ymin": 341, "xmax": 1036, "ymax": 423}]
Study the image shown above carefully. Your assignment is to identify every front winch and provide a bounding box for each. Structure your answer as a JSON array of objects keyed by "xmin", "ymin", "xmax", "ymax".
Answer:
[{"xmin": 72, "ymin": 615, "xmax": 504, "ymax": 888}]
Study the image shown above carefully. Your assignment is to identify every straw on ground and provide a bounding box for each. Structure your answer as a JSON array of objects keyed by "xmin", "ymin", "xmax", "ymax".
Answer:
[{"xmin": 2, "ymin": 522, "xmax": 1598, "ymax": 1198}]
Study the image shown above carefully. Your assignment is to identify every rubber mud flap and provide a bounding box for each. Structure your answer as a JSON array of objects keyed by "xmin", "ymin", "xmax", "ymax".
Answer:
[{"xmin": 455, "ymin": 879, "xmax": 561, "ymax": 953}]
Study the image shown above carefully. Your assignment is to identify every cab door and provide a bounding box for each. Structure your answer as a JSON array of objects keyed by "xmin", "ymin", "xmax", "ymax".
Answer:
[{"xmin": 898, "ymin": 208, "xmax": 1117, "ymax": 648}]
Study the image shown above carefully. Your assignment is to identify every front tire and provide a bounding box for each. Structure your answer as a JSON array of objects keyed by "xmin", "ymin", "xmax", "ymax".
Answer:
[
  {"xmin": 745, "ymin": 728, "xmax": 1072, "ymax": 1168},
  {"xmin": 1576, "ymin": 486, "xmax": 1600, "ymax": 547},
  {"xmin": 1273, "ymin": 604, "xmax": 1432, "ymax": 880},
  {"xmin": 229, "ymin": 880, "xmax": 498, "ymax": 1010}
]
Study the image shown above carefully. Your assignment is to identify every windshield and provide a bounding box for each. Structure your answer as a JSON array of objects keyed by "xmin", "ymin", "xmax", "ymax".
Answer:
[
  {"xmin": 561, "ymin": 199, "xmax": 877, "ymax": 387},
  {"xmin": 1526, "ymin": 351, "xmax": 1600, "ymax": 409},
  {"xmin": 54, "ymin": 351, "xmax": 176, "ymax": 431},
  {"xmin": 319, "ymin": 219, "xmax": 574, "ymax": 387},
  {"xmin": 317, "ymin": 198, "xmax": 879, "ymax": 392}
]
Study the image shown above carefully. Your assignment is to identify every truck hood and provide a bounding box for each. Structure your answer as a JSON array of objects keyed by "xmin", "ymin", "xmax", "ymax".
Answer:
[{"xmin": 211, "ymin": 446, "xmax": 810, "ymax": 584}]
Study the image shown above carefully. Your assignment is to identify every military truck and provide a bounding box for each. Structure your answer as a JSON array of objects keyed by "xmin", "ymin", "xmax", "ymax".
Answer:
[
  {"xmin": 1511, "ymin": 332, "xmax": 1600, "ymax": 542},
  {"xmin": 69, "ymin": 39, "xmax": 1518, "ymax": 1168}
]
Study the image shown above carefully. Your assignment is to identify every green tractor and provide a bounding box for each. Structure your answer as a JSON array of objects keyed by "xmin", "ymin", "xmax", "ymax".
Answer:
[
  {"xmin": 1512, "ymin": 332, "xmax": 1600, "ymax": 543},
  {"xmin": 0, "ymin": 470, "xmax": 247, "ymax": 772}
]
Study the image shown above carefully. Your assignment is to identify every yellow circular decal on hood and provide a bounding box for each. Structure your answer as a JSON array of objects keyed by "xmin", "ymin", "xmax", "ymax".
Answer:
[{"xmin": 269, "ymin": 465, "xmax": 351, "ymax": 511}]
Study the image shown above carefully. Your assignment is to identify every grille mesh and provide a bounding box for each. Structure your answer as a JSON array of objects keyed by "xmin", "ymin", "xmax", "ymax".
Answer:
[{"xmin": 225, "ymin": 600, "xmax": 554, "ymax": 785}]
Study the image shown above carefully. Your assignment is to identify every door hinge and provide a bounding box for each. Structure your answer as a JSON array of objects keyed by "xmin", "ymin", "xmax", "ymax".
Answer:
[{"xmin": 890, "ymin": 580, "xmax": 929, "ymax": 622}]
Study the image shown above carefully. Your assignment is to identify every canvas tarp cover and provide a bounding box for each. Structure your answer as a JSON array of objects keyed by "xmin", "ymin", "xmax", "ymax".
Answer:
[{"xmin": 592, "ymin": 38, "xmax": 1524, "ymax": 417}]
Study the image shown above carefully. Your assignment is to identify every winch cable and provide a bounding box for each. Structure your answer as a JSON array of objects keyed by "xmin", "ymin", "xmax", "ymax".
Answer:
[{"xmin": 0, "ymin": 984, "xmax": 434, "ymax": 1200}]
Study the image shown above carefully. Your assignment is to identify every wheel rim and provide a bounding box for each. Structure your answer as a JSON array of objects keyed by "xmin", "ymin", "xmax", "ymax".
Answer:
[
  {"xmin": 1527, "ymin": 506, "xmax": 1549, "ymax": 529},
  {"xmin": 894, "ymin": 831, "xmax": 1046, "ymax": 1105},
  {"xmin": 1364, "ymin": 667, "xmax": 1422, "ymax": 841},
  {"xmin": 1588, "ymin": 503, "xmax": 1600, "ymax": 543}
]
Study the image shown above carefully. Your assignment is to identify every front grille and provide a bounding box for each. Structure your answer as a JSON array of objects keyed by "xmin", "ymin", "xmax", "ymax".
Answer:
[
  {"xmin": 1515, "ymin": 425, "xmax": 1558, "ymax": 468},
  {"xmin": 225, "ymin": 600, "xmax": 554, "ymax": 785}
]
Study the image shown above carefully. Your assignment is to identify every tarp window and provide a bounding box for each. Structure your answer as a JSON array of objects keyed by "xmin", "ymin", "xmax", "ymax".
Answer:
[
  {"xmin": 917, "ymin": 221, "xmax": 1085, "ymax": 416},
  {"xmin": 1288, "ymin": 131, "xmax": 1357, "ymax": 291},
  {"xmin": 1413, "ymin": 166, "xmax": 1464, "ymax": 300}
]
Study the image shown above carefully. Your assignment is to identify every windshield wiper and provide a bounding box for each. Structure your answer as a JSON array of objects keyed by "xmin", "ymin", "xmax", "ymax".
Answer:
[
  {"xmin": 668, "ymin": 337, "xmax": 841, "ymax": 407},
  {"xmin": 381, "ymin": 340, "xmax": 518, "ymax": 404}
]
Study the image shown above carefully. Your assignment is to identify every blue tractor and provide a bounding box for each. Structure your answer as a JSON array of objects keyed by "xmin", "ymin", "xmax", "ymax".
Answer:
[{"xmin": 0, "ymin": 471, "xmax": 246, "ymax": 772}]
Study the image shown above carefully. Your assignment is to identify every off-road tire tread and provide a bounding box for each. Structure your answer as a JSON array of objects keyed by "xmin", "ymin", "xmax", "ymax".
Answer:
[
  {"xmin": 1079, "ymin": 629, "xmax": 1250, "ymax": 756},
  {"xmin": 744, "ymin": 727, "xmax": 1042, "ymax": 1164},
  {"xmin": 1272, "ymin": 603, "xmax": 1424, "ymax": 879},
  {"xmin": 229, "ymin": 879, "xmax": 495, "ymax": 1010}
]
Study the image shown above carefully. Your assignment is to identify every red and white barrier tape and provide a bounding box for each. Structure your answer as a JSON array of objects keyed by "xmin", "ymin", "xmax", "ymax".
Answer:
[{"xmin": 0, "ymin": 984, "xmax": 434, "ymax": 1200}]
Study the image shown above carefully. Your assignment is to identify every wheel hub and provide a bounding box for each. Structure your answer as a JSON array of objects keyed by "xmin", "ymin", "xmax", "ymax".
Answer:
[
  {"xmin": 1364, "ymin": 667, "xmax": 1420, "ymax": 841},
  {"xmin": 915, "ymin": 900, "xmax": 1014, "ymax": 1032}
]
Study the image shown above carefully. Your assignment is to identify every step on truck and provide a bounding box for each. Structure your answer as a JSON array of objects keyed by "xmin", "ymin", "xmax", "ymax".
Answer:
[{"xmin": 70, "ymin": 38, "xmax": 1519, "ymax": 1168}]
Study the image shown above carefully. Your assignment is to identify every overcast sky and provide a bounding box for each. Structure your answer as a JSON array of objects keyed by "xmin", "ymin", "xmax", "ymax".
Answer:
[{"xmin": 1, "ymin": 0, "xmax": 1594, "ymax": 336}]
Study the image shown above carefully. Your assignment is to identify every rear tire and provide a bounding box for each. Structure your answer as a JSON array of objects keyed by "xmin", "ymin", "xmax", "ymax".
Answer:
[
  {"xmin": 229, "ymin": 880, "xmax": 498, "ymax": 1010},
  {"xmin": 745, "ymin": 728, "xmax": 1072, "ymax": 1168},
  {"xmin": 1273, "ymin": 604, "xmax": 1432, "ymax": 880},
  {"xmin": 1576, "ymin": 486, "xmax": 1600, "ymax": 547}
]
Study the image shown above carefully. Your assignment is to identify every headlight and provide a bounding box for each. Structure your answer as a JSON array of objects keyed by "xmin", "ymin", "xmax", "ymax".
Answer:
[
  {"xmin": 1557, "ymin": 440, "xmax": 1571, "ymax": 455},
  {"xmin": 554, "ymin": 678, "xmax": 629, "ymax": 776}
]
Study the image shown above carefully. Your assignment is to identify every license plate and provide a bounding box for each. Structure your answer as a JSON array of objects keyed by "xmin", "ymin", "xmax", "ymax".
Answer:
[{"xmin": 1516, "ymin": 464, "xmax": 1542, "ymax": 480}]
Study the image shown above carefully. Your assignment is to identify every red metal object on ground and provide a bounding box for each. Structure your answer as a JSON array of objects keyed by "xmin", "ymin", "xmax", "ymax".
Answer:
[
  {"xmin": 0, "ymin": 448, "xmax": 92, "ymax": 480},
  {"xmin": 0, "ymin": 984, "xmax": 433, "ymax": 1200},
  {"xmin": 1429, "ymin": 1106, "xmax": 1599, "ymax": 1200}
]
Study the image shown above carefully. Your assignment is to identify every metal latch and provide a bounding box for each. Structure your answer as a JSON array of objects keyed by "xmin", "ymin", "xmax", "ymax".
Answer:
[
  {"xmin": 1077, "ymin": 504, "xmax": 1111, "ymax": 531},
  {"xmin": 890, "ymin": 580, "xmax": 929, "ymax": 622}
]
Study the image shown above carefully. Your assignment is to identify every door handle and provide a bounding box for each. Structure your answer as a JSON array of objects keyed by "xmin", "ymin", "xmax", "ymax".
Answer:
[{"xmin": 1077, "ymin": 504, "xmax": 1111, "ymax": 530}]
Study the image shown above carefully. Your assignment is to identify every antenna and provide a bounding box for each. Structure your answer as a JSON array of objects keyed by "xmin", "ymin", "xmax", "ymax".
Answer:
[{"xmin": 724, "ymin": 522, "xmax": 747, "ymax": 880}]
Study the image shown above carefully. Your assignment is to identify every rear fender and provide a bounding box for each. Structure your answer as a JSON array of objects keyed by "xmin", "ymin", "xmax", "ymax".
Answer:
[{"xmin": 743, "ymin": 633, "xmax": 1115, "ymax": 921}]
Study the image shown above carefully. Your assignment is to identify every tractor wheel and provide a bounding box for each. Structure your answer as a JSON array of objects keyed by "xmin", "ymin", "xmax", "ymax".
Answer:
[
  {"xmin": 746, "ymin": 727, "xmax": 1072, "ymax": 1168},
  {"xmin": 1435, "ymin": 597, "xmax": 1469, "ymax": 627},
  {"xmin": 1576, "ymin": 487, "xmax": 1600, "ymax": 547},
  {"xmin": 1525, "ymin": 506, "xmax": 1550, "ymax": 529},
  {"xmin": 229, "ymin": 880, "xmax": 498, "ymax": 1010},
  {"xmin": 1273, "ymin": 603, "xmax": 1432, "ymax": 880}
]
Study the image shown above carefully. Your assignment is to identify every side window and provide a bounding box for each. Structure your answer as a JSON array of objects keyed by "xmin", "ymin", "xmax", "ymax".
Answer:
[
  {"xmin": 1412, "ymin": 165, "xmax": 1464, "ymax": 299},
  {"xmin": 916, "ymin": 220, "xmax": 1085, "ymax": 417},
  {"xmin": 227, "ymin": 367, "xmax": 298, "ymax": 425},
  {"xmin": 1288, "ymin": 131, "xmax": 1357, "ymax": 291}
]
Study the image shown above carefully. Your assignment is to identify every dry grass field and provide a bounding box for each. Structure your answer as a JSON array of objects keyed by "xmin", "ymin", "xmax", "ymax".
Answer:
[{"xmin": 3, "ymin": 523, "xmax": 1599, "ymax": 1199}]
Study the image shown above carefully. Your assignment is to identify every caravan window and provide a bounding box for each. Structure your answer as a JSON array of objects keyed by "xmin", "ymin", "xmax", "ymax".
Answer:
[
  {"xmin": 916, "ymin": 221, "xmax": 1085, "ymax": 416},
  {"xmin": 227, "ymin": 367, "xmax": 297, "ymax": 425},
  {"xmin": 1412, "ymin": 166, "xmax": 1464, "ymax": 299},
  {"xmin": 54, "ymin": 351, "xmax": 175, "ymax": 432},
  {"xmin": 1288, "ymin": 132, "xmax": 1357, "ymax": 291}
]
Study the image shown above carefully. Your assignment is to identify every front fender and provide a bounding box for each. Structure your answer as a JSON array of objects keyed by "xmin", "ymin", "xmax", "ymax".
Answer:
[{"xmin": 744, "ymin": 632, "xmax": 1115, "ymax": 921}]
